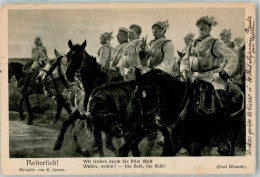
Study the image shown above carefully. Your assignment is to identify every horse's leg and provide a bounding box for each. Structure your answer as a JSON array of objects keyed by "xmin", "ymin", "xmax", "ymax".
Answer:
[
  {"xmin": 19, "ymin": 97, "xmax": 25, "ymax": 121},
  {"xmin": 130, "ymin": 144, "xmax": 141, "ymax": 157},
  {"xmin": 119, "ymin": 125, "xmax": 147, "ymax": 157},
  {"xmin": 105, "ymin": 134, "xmax": 117, "ymax": 156},
  {"xmin": 93, "ymin": 128, "xmax": 104, "ymax": 157},
  {"xmin": 24, "ymin": 95, "xmax": 34, "ymax": 125},
  {"xmin": 146, "ymin": 131, "xmax": 157, "ymax": 156},
  {"xmin": 53, "ymin": 108, "xmax": 80, "ymax": 150},
  {"xmin": 159, "ymin": 126, "xmax": 177, "ymax": 156},
  {"xmin": 54, "ymin": 98, "xmax": 63, "ymax": 124},
  {"xmin": 72, "ymin": 120, "xmax": 90, "ymax": 157},
  {"xmin": 189, "ymin": 138, "xmax": 202, "ymax": 156}
]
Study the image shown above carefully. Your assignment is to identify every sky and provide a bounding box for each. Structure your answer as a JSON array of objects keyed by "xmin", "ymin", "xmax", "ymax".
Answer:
[{"xmin": 8, "ymin": 7, "xmax": 245, "ymax": 58}]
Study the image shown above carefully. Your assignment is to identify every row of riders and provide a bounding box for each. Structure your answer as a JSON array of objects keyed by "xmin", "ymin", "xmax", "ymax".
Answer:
[{"xmin": 9, "ymin": 15, "xmax": 245, "ymax": 157}]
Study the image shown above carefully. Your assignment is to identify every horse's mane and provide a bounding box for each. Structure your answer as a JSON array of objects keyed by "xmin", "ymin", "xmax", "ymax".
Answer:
[
  {"xmin": 9, "ymin": 62, "xmax": 24, "ymax": 68},
  {"xmin": 91, "ymin": 80, "xmax": 136, "ymax": 96},
  {"xmin": 142, "ymin": 69, "xmax": 184, "ymax": 92}
]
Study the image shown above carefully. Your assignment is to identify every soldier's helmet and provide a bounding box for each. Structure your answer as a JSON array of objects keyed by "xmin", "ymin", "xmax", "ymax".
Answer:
[
  {"xmin": 196, "ymin": 15, "xmax": 218, "ymax": 26},
  {"xmin": 220, "ymin": 29, "xmax": 232, "ymax": 37},
  {"xmin": 152, "ymin": 20, "xmax": 170, "ymax": 30},
  {"xmin": 101, "ymin": 32, "xmax": 114, "ymax": 41},
  {"xmin": 34, "ymin": 36, "xmax": 43, "ymax": 45}
]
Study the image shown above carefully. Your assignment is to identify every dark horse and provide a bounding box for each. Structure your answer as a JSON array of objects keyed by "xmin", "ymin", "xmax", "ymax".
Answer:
[
  {"xmin": 72, "ymin": 80, "xmax": 141, "ymax": 157},
  {"xmin": 8, "ymin": 62, "xmax": 44, "ymax": 125},
  {"xmin": 53, "ymin": 40, "xmax": 123, "ymax": 152},
  {"xmin": 37, "ymin": 49, "xmax": 72, "ymax": 124},
  {"xmin": 119, "ymin": 68, "xmax": 245, "ymax": 156}
]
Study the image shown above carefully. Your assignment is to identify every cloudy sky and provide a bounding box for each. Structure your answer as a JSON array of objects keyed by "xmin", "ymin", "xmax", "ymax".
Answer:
[{"xmin": 8, "ymin": 7, "xmax": 244, "ymax": 58}]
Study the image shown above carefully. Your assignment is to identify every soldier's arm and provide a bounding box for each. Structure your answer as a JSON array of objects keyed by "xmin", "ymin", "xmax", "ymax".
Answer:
[
  {"xmin": 98, "ymin": 46, "xmax": 110, "ymax": 67},
  {"xmin": 213, "ymin": 39, "xmax": 238, "ymax": 80},
  {"xmin": 155, "ymin": 41, "xmax": 174, "ymax": 73}
]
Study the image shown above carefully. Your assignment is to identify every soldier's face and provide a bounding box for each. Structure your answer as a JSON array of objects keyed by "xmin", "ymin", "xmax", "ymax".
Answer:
[
  {"xmin": 220, "ymin": 34, "xmax": 230, "ymax": 43},
  {"xmin": 117, "ymin": 31, "xmax": 128, "ymax": 44},
  {"xmin": 100, "ymin": 36, "xmax": 106, "ymax": 45},
  {"xmin": 152, "ymin": 25, "xmax": 164, "ymax": 39},
  {"xmin": 129, "ymin": 29, "xmax": 139, "ymax": 41},
  {"xmin": 197, "ymin": 21, "xmax": 211, "ymax": 38}
]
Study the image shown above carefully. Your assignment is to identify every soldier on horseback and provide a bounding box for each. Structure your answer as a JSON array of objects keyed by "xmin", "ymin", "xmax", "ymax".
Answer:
[
  {"xmin": 97, "ymin": 32, "xmax": 114, "ymax": 69},
  {"xmin": 110, "ymin": 27, "xmax": 129, "ymax": 72},
  {"xmin": 220, "ymin": 29, "xmax": 235, "ymax": 50},
  {"xmin": 22, "ymin": 36, "xmax": 49, "ymax": 95},
  {"xmin": 139, "ymin": 20, "xmax": 178, "ymax": 77},
  {"xmin": 180, "ymin": 16, "xmax": 239, "ymax": 155},
  {"xmin": 121, "ymin": 24, "xmax": 143, "ymax": 81}
]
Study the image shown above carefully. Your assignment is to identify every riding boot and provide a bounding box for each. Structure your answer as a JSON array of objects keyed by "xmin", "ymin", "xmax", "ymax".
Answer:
[{"xmin": 215, "ymin": 89, "xmax": 233, "ymax": 156}]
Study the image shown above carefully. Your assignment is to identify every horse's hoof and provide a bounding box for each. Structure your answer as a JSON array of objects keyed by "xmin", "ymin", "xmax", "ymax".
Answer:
[
  {"xmin": 82, "ymin": 149, "xmax": 91, "ymax": 157},
  {"xmin": 53, "ymin": 142, "xmax": 62, "ymax": 151}
]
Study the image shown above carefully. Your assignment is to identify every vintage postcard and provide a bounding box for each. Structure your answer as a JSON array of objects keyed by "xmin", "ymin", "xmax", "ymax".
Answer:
[{"xmin": 0, "ymin": 2, "xmax": 256, "ymax": 175}]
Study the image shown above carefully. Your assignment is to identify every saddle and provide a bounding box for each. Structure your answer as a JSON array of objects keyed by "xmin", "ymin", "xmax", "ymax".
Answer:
[
  {"xmin": 191, "ymin": 79, "xmax": 216, "ymax": 117},
  {"xmin": 191, "ymin": 79, "xmax": 244, "ymax": 118}
]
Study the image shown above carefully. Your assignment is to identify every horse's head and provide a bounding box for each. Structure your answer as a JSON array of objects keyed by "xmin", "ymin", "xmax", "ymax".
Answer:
[
  {"xmin": 40, "ymin": 49, "xmax": 67, "ymax": 98},
  {"xmin": 8, "ymin": 62, "xmax": 24, "ymax": 83},
  {"xmin": 66, "ymin": 40, "xmax": 87, "ymax": 82},
  {"xmin": 133, "ymin": 68, "xmax": 165, "ymax": 131}
]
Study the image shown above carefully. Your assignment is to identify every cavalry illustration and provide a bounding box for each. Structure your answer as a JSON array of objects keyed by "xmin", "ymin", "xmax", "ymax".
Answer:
[{"xmin": 8, "ymin": 16, "xmax": 246, "ymax": 157}]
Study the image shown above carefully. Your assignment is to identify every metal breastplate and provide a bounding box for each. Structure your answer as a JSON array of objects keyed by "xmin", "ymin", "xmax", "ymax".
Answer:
[
  {"xmin": 190, "ymin": 38, "xmax": 221, "ymax": 72},
  {"xmin": 147, "ymin": 39, "xmax": 170, "ymax": 68}
]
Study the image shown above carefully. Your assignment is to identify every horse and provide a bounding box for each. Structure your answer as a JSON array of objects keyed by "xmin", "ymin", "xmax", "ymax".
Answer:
[
  {"xmin": 72, "ymin": 80, "xmax": 140, "ymax": 157},
  {"xmin": 53, "ymin": 40, "xmax": 123, "ymax": 153},
  {"xmin": 119, "ymin": 68, "xmax": 245, "ymax": 156},
  {"xmin": 37, "ymin": 49, "xmax": 72, "ymax": 124},
  {"xmin": 8, "ymin": 62, "xmax": 44, "ymax": 125},
  {"xmin": 118, "ymin": 68, "xmax": 190, "ymax": 156}
]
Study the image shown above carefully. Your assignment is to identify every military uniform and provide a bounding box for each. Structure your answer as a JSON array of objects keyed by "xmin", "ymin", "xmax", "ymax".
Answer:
[
  {"xmin": 110, "ymin": 42, "xmax": 128, "ymax": 72},
  {"xmin": 30, "ymin": 46, "xmax": 48, "ymax": 72},
  {"xmin": 97, "ymin": 44, "xmax": 113, "ymax": 69},
  {"xmin": 180, "ymin": 36, "xmax": 238, "ymax": 90},
  {"xmin": 121, "ymin": 39, "xmax": 142, "ymax": 81},
  {"xmin": 180, "ymin": 35, "xmax": 238, "ymax": 156},
  {"xmin": 22, "ymin": 42, "xmax": 48, "ymax": 95},
  {"xmin": 146, "ymin": 37, "xmax": 175, "ymax": 75}
]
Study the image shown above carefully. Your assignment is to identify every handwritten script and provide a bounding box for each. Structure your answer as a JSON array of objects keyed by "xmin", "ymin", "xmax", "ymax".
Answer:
[{"xmin": 245, "ymin": 16, "xmax": 255, "ymax": 156}]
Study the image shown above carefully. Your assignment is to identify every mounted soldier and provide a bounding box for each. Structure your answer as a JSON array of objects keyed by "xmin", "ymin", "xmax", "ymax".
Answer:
[
  {"xmin": 139, "ymin": 20, "xmax": 177, "ymax": 76},
  {"xmin": 176, "ymin": 33, "xmax": 195, "ymax": 76},
  {"xmin": 121, "ymin": 24, "xmax": 143, "ymax": 81},
  {"xmin": 97, "ymin": 32, "xmax": 114, "ymax": 69},
  {"xmin": 180, "ymin": 16, "xmax": 239, "ymax": 155},
  {"xmin": 220, "ymin": 28, "xmax": 235, "ymax": 50},
  {"xmin": 22, "ymin": 36, "xmax": 49, "ymax": 95},
  {"xmin": 110, "ymin": 27, "xmax": 129, "ymax": 73}
]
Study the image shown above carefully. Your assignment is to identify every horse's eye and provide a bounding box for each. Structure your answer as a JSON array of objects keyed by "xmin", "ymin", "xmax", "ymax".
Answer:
[{"xmin": 142, "ymin": 90, "xmax": 146, "ymax": 98}]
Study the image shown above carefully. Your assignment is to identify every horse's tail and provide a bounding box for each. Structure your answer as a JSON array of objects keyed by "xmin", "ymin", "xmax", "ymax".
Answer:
[{"xmin": 85, "ymin": 112, "xmax": 93, "ymax": 133}]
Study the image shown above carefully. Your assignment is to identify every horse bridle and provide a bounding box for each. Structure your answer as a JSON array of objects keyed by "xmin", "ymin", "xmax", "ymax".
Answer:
[
  {"xmin": 134, "ymin": 83, "xmax": 163, "ymax": 127},
  {"xmin": 135, "ymin": 77, "xmax": 191, "ymax": 128}
]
